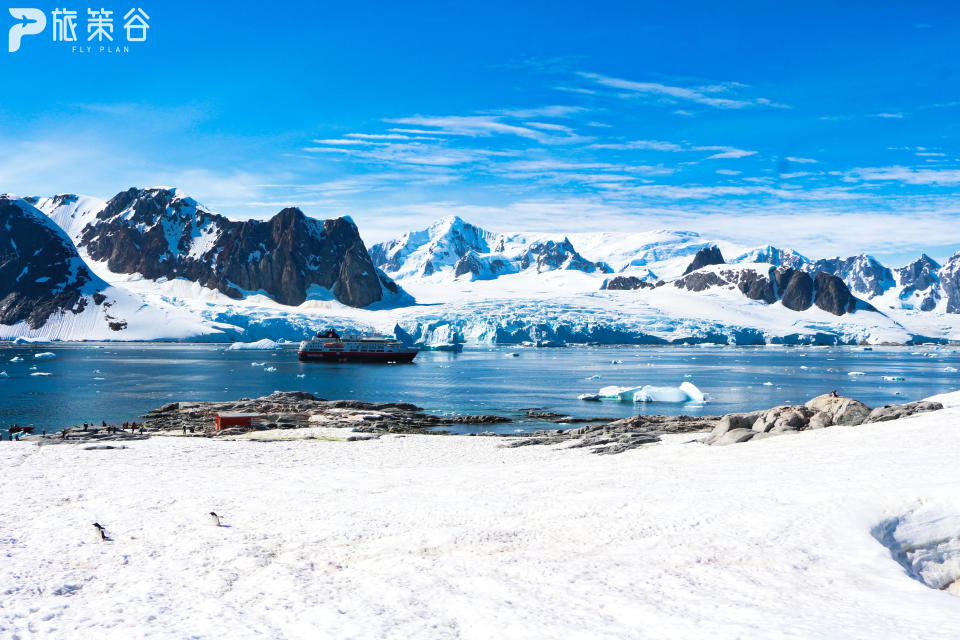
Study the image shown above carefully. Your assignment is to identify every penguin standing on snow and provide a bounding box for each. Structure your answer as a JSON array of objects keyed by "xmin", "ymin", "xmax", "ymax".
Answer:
[
  {"xmin": 209, "ymin": 512, "xmax": 222, "ymax": 527},
  {"xmin": 92, "ymin": 522, "xmax": 107, "ymax": 542}
]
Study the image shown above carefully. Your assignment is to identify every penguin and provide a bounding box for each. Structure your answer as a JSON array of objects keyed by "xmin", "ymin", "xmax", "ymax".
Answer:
[
  {"xmin": 831, "ymin": 390, "xmax": 838, "ymax": 397},
  {"xmin": 209, "ymin": 512, "xmax": 222, "ymax": 527},
  {"xmin": 92, "ymin": 522, "xmax": 107, "ymax": 542}
]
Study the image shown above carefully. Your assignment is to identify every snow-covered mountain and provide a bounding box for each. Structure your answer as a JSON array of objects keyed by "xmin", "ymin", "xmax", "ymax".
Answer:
[
  {"xmin": 0, "ymin": 195, "xmax": 214, "ymax": 340},
  {"xmin": 370, "ymin": 216, "xmax": 610, "ymax": 281},
  {"xmin": 76, "ymin": 187, "xmax": 408, "ymax": 308},
  {"xmin": 4, "ymin": 198, "xmax": 960, "ymax": 345}
]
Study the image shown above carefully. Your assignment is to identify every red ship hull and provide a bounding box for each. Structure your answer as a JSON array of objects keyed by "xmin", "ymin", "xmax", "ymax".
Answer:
[{"xmin": 298, "ymin": 350, "xmax": 418, "ymax": 363}]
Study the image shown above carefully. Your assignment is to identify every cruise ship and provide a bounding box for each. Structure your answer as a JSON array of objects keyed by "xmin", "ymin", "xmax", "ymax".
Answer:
[{"xmin": 298, "ymin": 329, "xmax": 419, "ymax": 363}]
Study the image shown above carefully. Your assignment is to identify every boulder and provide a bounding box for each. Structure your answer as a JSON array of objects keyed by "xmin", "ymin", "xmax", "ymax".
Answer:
[
  {"xmin": 866, "ymin": 401, "xmax": 943, "ymax": 423},
  {"xmin": 804, "ymin": 394, "xmax": 872, "ymax": 426},
  {"xmin": 714, "ymin": 428, "xmax": 755, "ymax": 446},
  {"xmin": 808, "ymin": 411, "xmax": 833, "ymax": 429},
  {"xmin": 711, "ymin": 411, "xmax": 763, "ymax": 439}
]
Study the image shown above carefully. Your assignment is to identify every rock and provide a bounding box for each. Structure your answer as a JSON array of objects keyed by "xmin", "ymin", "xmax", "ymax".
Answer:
[
  {"xmin": 804, "ymin": 394, "xmax": 872, "ymax": 426},
  {"xmin": 714, "ymin": 428, "xmax": 755, "ymax": 445},
  {"xmin": 601, "ymin": 276, "xmax": 654, "ymax": 291},
  {"xmin": 682, "ymin": 246, "xmax": 725, "ymax": 275},
  {"xmin": 711, "ymin": 411, "xmax": 763, "ymax": 439},
  {"xmin": 776, "ymin": 268, "xmax": 814, "ymax": 311},
  {"xmin": 813, "ymin": 271, "xmax": 857, "ymax": 316},
  {"xmin": 809, "ymin": 254, "xmax": 895, "ymax": 298},
  {"xmin": 865, "ymin": 401, "xmax": 943, "ymax": 423},
  {"xmin": 674, "ymin": 271, "xmax": 728, "ymax": 292},
  {"xmin": 808, "ymin": 411, "xmax": 833, "ymax": 429}
]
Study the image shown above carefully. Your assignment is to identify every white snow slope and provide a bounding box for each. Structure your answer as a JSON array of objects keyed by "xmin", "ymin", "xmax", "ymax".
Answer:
[{"xmin": 1, "ymin": 394, "xmax": 959, "ymax": 638}]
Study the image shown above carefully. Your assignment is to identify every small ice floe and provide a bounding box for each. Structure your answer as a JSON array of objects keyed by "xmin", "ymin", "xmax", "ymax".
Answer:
[
  {"xmin": 634, "ymin": 382, "xmax": 706, "ymax": 403},
  {"xmin": 800, "ymin": 365, "xmax": 808, "ymax": 370},
  {"xmin": 882, "ymin": 375, "xmax": 905, "ymax": 382},
  {"xmin": 0, "ymin": 371, "xmax": 7, "ymax": 378},
  {"xmin": 683, "ymin": 374, "xmax": 692, "ymax": 378},
  {"xmin": 30, "ymin": 372, "xmax": 51, "ymax": 376},
  {"xmin": 228, "ymin": 339, "xmax": 281, "ymax": 350},
  {"xmin": 506, "ymin": 352, "xmax": 520, "ymax": 358},
  {"xmin": 611, "ymin": 359, "xmax": 623, "ymax": 364},
  {"xmin": 945, "ymin": 366, "xmax": 959, "ymax": 373},
  {"xmin": 10, "ymin": 356, "xmax": 23, "ymax": 363},
  {"xmin": 93, "ymin": 376, "xmax": 105, "ymax": 380},
  {"xmin": 578, "ymin": 393, "xmax": 601, "ymax": 401},
  {"xmin": 762, "ymin": 381, "xmax": 774, "ymax": 386},
  {"xmin": 34, "ymin": 352, "xmax": 55, "ymax": 359},
  {"xmin": 264, "ymin": 366, "xmax": 277, "ymax": 372},
  {"xmin": 586, "ymin": 374, "xmax": 600, "ymax": 380},
  {"xmin": 29, "ymin": 365, "xmax": 37, "ymax": 370},
  {"xmin": 848, "ymin": 371, "xmax": 866, "ymax": 376},
  {"xmin": 296, "ymin": 373, "xmax": 305, "ymax": 378},
  {"xmin": 250, "ymin": 362, "xmax": 266, "ymax": 367}
]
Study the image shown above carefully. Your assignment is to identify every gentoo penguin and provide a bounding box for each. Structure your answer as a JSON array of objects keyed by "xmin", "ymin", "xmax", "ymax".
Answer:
[
  {"xmin": 92, "ymin": 522, "xmax": 107, "ymax": 542},
  {"xmin": 209, "ymin": 512, "xmax": 222, "ymax": 527}
]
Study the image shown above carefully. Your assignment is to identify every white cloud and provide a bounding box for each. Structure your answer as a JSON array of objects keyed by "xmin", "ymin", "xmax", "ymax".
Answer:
[
  {"xmin": 785, "ymin": 156, "xmax": 818, "ymax": 164},
  {"xmin": 575, "ymin": 72, "xmax": 788, "ymax": 109},
  {"xmin": 849, "ymin": 165, "xmax": 960, "ymax": 185}
]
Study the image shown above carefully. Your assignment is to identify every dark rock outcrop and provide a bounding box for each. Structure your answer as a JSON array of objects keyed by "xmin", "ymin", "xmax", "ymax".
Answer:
[
  {"xmin": 0, "ymin": 197, "xmax": 109, "ymax": 328},
  {"xmin": 682, "ymin": 246, "xmax": 725, "ymax": 275},
  {"xmin": 518, "ymin": 238, "xmax": 612, "ymax": 274},
  {"xmin": 813, "ymin": 272, "xmax": 858, "ymax": 315},
  {"xmin": 674, "ymin": 271, "xmax": 727, "ymax": 292},
  {"xmin": 601, "ymin": 276, "xmax": 654, "ymax": 291},
  {"xmin": 79, "ymin": 188, "xmax": 402, "ymax": 308},
  {"xmin": 776, "ymin": 268, "xmax": 814, "ymax": 311}
]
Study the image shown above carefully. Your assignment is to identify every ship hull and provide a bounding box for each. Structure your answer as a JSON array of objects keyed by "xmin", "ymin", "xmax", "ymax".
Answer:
[{"xmin": 298, "ymin": 350, "xmax": 418, "ymax": 363}]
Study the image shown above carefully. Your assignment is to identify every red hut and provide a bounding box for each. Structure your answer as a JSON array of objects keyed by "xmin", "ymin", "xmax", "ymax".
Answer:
[{"xmin": 215, "ymin": 413, "xmax": 261, "ymax": 431}]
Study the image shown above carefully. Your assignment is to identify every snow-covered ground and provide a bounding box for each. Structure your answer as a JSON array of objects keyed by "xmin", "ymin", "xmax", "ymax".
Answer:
[{"xmin": 2, "ymin": 394, "xmax": 959, "ymax": 638}]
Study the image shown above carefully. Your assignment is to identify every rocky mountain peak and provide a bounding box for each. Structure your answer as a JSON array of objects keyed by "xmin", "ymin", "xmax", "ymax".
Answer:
[{"xmin": 682, "ymin": 246, "xmax": 725, "ymax": 275}]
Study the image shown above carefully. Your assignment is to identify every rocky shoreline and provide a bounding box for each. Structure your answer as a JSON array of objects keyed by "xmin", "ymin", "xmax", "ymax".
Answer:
[{"xmin": 17, "ymin": 390, "xmax": 945, "ymax": 455}]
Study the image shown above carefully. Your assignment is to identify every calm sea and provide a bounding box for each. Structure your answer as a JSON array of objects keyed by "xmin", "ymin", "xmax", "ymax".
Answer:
[{"xmin": 1, "ymin": 343, "xmax": 958, "ymax": 437}]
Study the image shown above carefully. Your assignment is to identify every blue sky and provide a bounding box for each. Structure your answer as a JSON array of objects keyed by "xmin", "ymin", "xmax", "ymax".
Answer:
[{"xmin": 3, "ymin": 1, "xmax": 960, "ymax": 263}]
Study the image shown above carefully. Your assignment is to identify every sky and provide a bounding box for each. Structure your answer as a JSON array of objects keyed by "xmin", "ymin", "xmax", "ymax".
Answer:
[{"xmin": 2, "ymin": 1, "xmax": 960, "ymax": 264}]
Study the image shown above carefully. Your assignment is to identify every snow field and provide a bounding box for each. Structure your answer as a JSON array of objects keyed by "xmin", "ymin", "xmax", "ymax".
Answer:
[{"xmin": 2, "ymin": 395, "xmax": 960, "ymax": 638}]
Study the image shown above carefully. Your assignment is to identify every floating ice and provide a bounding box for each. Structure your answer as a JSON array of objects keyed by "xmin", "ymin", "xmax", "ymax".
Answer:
[
  {"xmin": 250, "ymin": 362, "xmax": 266, "ymax": 367},
  {"xmin": 578, "ymin": 393, "xmax": 601, "ymax": 401},
  {"xmin": 848, "ymin": 371, "xmax": 866, "ymax": 376},
  {"xmin": 762, "ymin": 381, "xmax": 774, "ymax": 386},
  {"xmin": 506, "ymin": 352, "xmax": 520, "ymax": 358},
  {"xmin": 882, "ymin": 375, "xmax": 905, "ymax": 382},
  {"xmin": 945, "ymin": 367, "xmax": 959, "ymax": 373},
  {"xmin": 264, "ymin": 366, "xmax": 277, "ymax": 372},
  {"xmin": 800, "ymin": 365, "xmax": 808, "ymax": 370},
  {"xmin": 10, "ymin": 356, "xmax": 23, "ymax": 363},
  {"xmin": 0, "ymin": 371, "xmax": 7, "ymax": 378},
  {"xmin": 30, "ymin": 372, "xmax": 51, "ymax": 376},
  {"xmin": 597, "ymin": 385, "xmax": 643, "ymax": 401},
  {"xmin": 228, "ymin": 339, "xmax": 281, "ymax": 350},
  {"xmin": 34, "ymin": 352, "xmax": 55, "ymax": 359},
  {"xmin": 587, "ymin": 374, "xmax": 600, "ymax": 380},
  {"xmin": 633, "ymin": 382, "xmax": 706, "ymax": 403},
  {"xmin": 611, "ymin": 360, "xmax": 623, "ymax": 364},
  {"xmin": 296, "ymin": 373, "xmax": 305, "ymax": 378}
]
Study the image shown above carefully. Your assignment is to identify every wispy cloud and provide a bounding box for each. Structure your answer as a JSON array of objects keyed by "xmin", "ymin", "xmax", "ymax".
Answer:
[
  {"xmin": 589, "ymin": 139, "xmax": 757, "ymax": 159},
  {"xmin": 574, "ymin": 72, "xmax": 788, "ymax": 109},
  {"xmin": 848, "ymin": 165, "xmax": 960, "ymax": 185}
]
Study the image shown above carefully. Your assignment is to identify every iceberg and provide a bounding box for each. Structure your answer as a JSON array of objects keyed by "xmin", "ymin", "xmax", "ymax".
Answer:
[
  {"xmin": 848, "ymin": 371, "xmax": 866, "ymax": 376},
  {"xmin": 597, "ymin": 385, "xmax": 643, "ymax": 401},
  {"xmin": 633, "ymin": 382, "xmax": 707, "ymax": 403},
  {"xmin": 264, "ymin": 366, "xmax": 277, "ymax": 372},
  {"xmin": 0, "ymin": 371, "xmax": 7, "ymax": 378},
  {"xmin": 34, "ymin": 352, "xmax": 56, "ymax": 359},
  {"xmin": 250, "ymin": 362, "xmax": 266, "ymax": 367},
  {"xmin": 578, "ymin": 393, "xmax": 601, "ymax": 401},
  {"xmin": 945, "ymin": 367, "xmax": 959, "ymax": 373},
  {"xmin": 10, "ymin": 356, "xmax": 23, "ymax": 362},
  {"xmin": 228, "ymin": 339, "xmax": 281, "ymax": 350},
  {"xmin": 882, "ymin": 375, "xmax": 905, "ymax": 382}
]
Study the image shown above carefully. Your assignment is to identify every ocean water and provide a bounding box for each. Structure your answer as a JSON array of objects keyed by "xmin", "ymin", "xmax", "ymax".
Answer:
[{"xmin": 0, "ymin": 343, "xmax": 958, "ymax": 437}]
